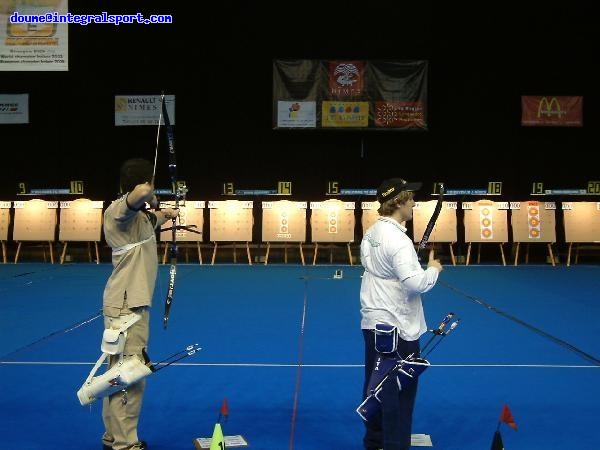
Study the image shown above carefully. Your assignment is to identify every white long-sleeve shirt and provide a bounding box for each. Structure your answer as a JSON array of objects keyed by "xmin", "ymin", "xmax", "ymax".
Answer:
[{"xmin": 360, "ymin": 216, "xmax": 439, "ymax": 340}]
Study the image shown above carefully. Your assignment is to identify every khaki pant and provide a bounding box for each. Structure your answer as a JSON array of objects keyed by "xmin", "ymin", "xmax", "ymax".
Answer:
[{"xmin": 101, "ymin": 305, "xmax": 150, "ymax": 450}]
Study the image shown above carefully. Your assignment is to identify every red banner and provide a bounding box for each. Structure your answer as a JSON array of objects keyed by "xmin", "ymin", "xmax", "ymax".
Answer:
[
  {"xmin": 521, "ymin": 96, "xmax": 583, "ymax": 127},
  {"xmin": 374, "ymin": 101, "xmax": 426, "ymax": 129},
  {"xmin": 328, "ymin": 61, "xmax": 365, "ymax": 97}
]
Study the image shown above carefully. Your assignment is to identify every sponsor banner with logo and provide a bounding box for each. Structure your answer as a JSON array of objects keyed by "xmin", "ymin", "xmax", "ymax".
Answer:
[
  {"xmin": 276, "ymin": 101, "xmax": 316, "ymax": 128},
  {"xmin": 114, "ymin": 95, "xmax": 176, "ymax": 126},
  {"xmin": 273, "ymin": 59, "xmax": 428, "ymax": 130},
  {"xmin": 521, "ymin": 96, "xmax": 583, "ymax": 127},
  {"xmin": 374, "ymin": 101, "xmax": 426, "ymax": 129},
  {"xmin": 322, "ymin": 101, "xmax": 369, "ymax": 128},
  {"xmin": 328, "ymin": 60, "xmax": 365, "ymax": 97},
  {"xmin": 0, "ymin": 0, "xmax": 68, "ymax": 71},
  {"xmin": 0, "ymin": 93, "xmax": 28, "ymax": 123}
]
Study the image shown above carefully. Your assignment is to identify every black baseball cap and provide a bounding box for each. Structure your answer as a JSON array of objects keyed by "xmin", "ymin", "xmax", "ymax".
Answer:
[{"xmin": 376, "ymin": 178, "xmax": 422, "ymax": 202}]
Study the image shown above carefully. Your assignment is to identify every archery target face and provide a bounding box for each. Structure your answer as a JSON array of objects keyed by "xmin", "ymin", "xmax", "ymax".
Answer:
[
  {"xmin": 527, "ymin": 205, "xmax": 541, "ymax": 238},
  {"xmin": 480, "ymin": 206, "xmax": 493, "ymax": 239},
  {"xmin": 511, "ymin": 201, "xmax": 556, "ymax": 243},
  {"xmin": 562, "ymin": 202, "xmax": 600, "ymax": 243},
  {"xmin": 412, "ymin": 201, "xmax": 457, "ymax": 242},
  {"xmin": 261, "ymin": 200, "xmax": 307, "ymax": 242},
  {"xmin": 13, "ymin": 199, "xmax": 57, "ymax": 241},
  {"xmin": 328, "ymin": 210, "xmax": 338, "ymax": 234},
  {"xmin": 159, "ymin": 201, "xmax": 204, "ymax": 242},
  {"xmin": 310, "ymin": 200, "xmax": 355, "ymax": 243},
  {"xmin": 0, "ymin": 203, "xmax": 10, "ymax": 241},
  {"xmin": 58, "ymin": 199, "xmax": 104, "ymax": 242},
  {"xmin": 209, "ymin": 200, "xmax": 253, "ymax": 242},
  {"xmin": 463, "ymin": 201, "xmax": 508, "ymax": 243}
]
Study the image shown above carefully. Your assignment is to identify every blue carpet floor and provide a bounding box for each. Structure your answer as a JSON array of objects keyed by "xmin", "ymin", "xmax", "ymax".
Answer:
[{"xmin": 1, "ymin": 263, "xmax": 599, "ymax": 449}]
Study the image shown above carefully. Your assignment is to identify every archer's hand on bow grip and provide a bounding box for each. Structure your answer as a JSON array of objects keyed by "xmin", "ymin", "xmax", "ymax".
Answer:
[
  {"xmin": 427, "ymin": 248, "xmax": 443, "ymax": 272},
  {"xmin": 162, "ymin": 208, "xmax": 179, "ymax": 220}
]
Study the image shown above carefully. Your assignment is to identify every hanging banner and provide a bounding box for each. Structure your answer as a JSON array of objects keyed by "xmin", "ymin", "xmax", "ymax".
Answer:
[
  {"xmin": 273, "ymin": 59, "xmax": 428, "ymax": 130},
  {"xmin": 521, "ymin": 96, "xmax": 583, "ymax": 127},
  {"xmin": 276, "ymin": 100, "xmax": 316, "ymax": 128},
  {"xmin": 0, "ymin": 0, "xmax": 68, "ymax": 71},
  {"xmin": 114, "ymin": 94, "xmax": 176, "ymax": 126},
  {"xmin": 322, "ymin": 101, "xmax": 369, "ymax": 128},
  {"xmin": 0, "ymin": 93, "xmax": 28, "ymax": 123}
]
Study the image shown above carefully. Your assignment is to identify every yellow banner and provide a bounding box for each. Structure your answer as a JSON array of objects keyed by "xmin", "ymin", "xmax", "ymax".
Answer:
[{"xmin": 321, "ymin": 101, "xmax": 369, "ymax": 127}]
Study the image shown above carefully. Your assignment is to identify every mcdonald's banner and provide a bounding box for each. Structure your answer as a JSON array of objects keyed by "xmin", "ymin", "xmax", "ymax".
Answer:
[
  {"xmin": 521, "ymin": 96, "xmax": 583, "ymax": 127},
  {"xmin": 272, "ymin": 60, "xmax": 428, "ymax": 130}
]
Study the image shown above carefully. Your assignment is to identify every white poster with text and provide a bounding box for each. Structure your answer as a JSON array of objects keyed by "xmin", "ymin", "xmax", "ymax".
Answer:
[
  {"xmin": 0, "ymin": 0, "xmax": 68, "ymax": 71},
  {"xmin": 115, "ymin": 95, "xmax": 176, "ymax": 126},
  {"xmin": 0, "ymin": 93, "xmax": 29, "ymax": 123}
]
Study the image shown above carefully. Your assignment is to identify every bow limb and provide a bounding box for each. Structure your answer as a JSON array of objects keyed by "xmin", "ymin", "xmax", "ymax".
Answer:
[
  {"xmin": 158, "ymin": 93, "xmax": 182, "ymax": 330},
  {"xmin": 417, "ymin": 182, "xmax": 444, "ymax": 260}
]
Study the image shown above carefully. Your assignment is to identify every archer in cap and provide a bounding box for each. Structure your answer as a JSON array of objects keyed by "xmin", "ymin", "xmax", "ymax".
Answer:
[
  {"xmin": 376, "ymin": 178, "xmax": 423, "ymax": 203},
  {"xmin": 357, "ymin": 176, "xmax": 443, "ymax": 450}
]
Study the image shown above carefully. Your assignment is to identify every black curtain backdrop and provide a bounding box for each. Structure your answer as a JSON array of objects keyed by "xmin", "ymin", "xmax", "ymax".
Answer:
[{"xmin": 1, "ymin": 1, "xmax": 597, "ymax": 201}]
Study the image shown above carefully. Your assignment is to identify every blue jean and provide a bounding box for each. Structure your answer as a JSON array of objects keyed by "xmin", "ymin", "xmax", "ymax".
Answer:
[{"xmin": 362, "ymin": 329, "xmax": 420, "ymax": 450}]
